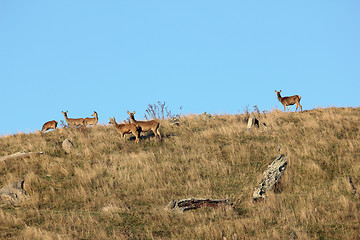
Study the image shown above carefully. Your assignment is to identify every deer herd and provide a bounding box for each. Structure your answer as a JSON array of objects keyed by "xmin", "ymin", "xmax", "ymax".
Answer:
[
  {"xmin": 41, "ymin": 110, "xmax": 161, "ymax": 143},
  {"xmin": 41, "ymin": 90, "xmax": 302, "ymax": 142}
]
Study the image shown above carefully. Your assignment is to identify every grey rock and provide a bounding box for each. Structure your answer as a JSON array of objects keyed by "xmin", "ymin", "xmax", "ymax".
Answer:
[
  {"xmin": 62, "ymin": 139, "xmax": 73, "ymax": 154},
  {"xmin": 247, "ymin": 114, "xmax": 256, "ymax": 129},
  {"xmin": 253, "ymin": 154, "xmax": 287, "ymax": 201},
  {"xmin": 247, "ymin": 114, "xmax": 261, "ymax": 130},
  {"xmin": 169, "ymin": 118, "xmax": 180, "ymax": 126},
  {"xmin": 0, "ymin": 180, "xmax": 27, "ymax": 204}
]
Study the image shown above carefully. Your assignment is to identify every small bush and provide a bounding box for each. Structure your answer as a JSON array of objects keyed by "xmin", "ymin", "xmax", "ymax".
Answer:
[{"xmin": 144, "ymin": 101, "xmax": 181, "ymax": 120}]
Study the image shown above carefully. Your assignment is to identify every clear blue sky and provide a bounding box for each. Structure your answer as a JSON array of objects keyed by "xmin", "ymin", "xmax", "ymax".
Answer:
[{"xmin": 1, "ymin": 1, "xmax": 359, "ymax": 135}]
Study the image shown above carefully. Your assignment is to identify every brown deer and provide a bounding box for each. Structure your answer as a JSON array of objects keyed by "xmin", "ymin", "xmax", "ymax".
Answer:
[
  {"xmin": 109, "ymin": 117, "xmax": 141, "ymax": 143},
  {"xmin": 62, "ymin": 111, "xmax": 85, "ymax": 127},
  {"xmin": 84, "ymin": 111, "xmax": 98, "ymax": 127},
  {"xmin": 127, "ymin": 111, "xmax": 161, "ymax": 140},
  {"xmin": 41, "ymin": 120, "xmax": 58, "ymax": 133},
  {"xmin": 275, "ymin": 90, "xmax": 302, "ymax": 112}
]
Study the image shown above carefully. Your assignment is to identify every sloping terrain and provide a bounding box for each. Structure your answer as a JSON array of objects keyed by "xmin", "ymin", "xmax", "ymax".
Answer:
[{"xmin": 0, "ymin": 107, "xmax": 359, "ymax": 239}]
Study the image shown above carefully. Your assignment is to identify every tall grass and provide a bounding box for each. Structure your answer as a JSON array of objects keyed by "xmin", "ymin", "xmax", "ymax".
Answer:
[{"xmin": 1, "ymin": 107, "xmax": 360, "ymax": 239}]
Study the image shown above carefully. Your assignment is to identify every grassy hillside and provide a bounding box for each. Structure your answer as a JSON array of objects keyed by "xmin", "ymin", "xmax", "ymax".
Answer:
[{"xmin": 1, "ymin": 107, "xmax": 360, "ymax": 239}]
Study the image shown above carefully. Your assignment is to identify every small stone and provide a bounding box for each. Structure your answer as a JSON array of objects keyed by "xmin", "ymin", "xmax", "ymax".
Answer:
[
  {"xmin": 101, "ymin": 204, "xmax": 120, "ymax": 213},
  {"xmin": 169, "ymin": 118, "xmax": 180, "ymax": 126},
  {"xmin": 62, "ymin": 139, "xmax": 73, "ymax": 154}
]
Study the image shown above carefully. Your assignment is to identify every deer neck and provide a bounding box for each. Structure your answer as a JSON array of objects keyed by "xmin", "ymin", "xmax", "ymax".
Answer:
[
  {"xmin": 111, "ymin": 120, "xmax": 119, "ymax": 128},
  {"xmin": 277, "ymin": 92, "xmax": 283, "ymax": 101},
  {"xmin": 129, "ymin": 116, "xmax": 137, "ymax": 124},
  {"xmin": 63, "ymin": 114, "xmax": 69, "ymax": 122}
]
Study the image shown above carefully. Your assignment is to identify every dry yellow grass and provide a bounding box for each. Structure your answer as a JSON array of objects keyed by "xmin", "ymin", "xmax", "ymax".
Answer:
[{"xmin": 0, "ymin": 107, "xmax": 360, "ymax": 239}]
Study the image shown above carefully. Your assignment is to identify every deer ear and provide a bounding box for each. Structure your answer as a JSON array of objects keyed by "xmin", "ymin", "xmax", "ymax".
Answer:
[
  {"xmin": 127, "ymin": 111, "xmax": 130, "ymax": 114},
  {"xmin": 133, "ymin": 111, "xmax": 136, "ymax": 114},
  {"xmin": 280, "ymin": 90, "xmax": 282, "ymax": 93}
]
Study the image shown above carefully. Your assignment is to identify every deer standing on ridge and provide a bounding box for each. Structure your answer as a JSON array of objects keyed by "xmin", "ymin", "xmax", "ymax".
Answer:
[
  {"xmin": 62, "ymin": 111, "xmax": 85, "ymax": 127},
  {"xmin": 275, "ymin": 90, "xmax": 302, "ymax": 112},
  {"xmin": 109, "ymin": 117, "xmax": 141, "ymax": 143},
  {"xmin": 41, "ymin": 120, "xmax": 58, "ymax": 133},
  {"xmin": 127, "ymin": 111, "xmax": 161, "ymax": 140},
  {"xmin": 84, "ymin": 111, "xmax": 98, "ymax": 127}
]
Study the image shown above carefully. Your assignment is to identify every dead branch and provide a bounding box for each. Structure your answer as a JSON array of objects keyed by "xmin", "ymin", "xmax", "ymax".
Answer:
[
  {"xmin": 0, "ymin": 151, "xmax": 43, "ymax": 162},
  {"xmin": 166, "ymin": 198, "xmax": 231, "ymax": 212}
]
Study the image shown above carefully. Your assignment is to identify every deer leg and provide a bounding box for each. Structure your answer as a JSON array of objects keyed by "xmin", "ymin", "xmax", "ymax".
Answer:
[
  {"xmin": 156, "ymin": 127, "xmax": 161, "ymax": 140},
  {"xmin": 283, "ymin": 105, "xmax": 286, "ymax": 112},
  {"xmin": 295, "ymin": 104, "xmax": 298, "ymax": 112},
  {"xmin": 151, "ymin": 130, "xmax": 158, "ymax": 140},
  {"xmin": 135, "ymin": 132, "xmax": 140, "ymax": 143},
  {"xmin": 131, "ymin": 130, "xmax": 137, "ymax": 142}
]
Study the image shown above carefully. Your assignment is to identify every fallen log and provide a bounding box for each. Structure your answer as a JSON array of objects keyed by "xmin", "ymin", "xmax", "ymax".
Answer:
[
  {"xmin": 0, "ymin": 151, "xmax": 43, "ymax": 162},
  {"xmin": 252, "ymin": 154, "xmax": 287, "ymax": 202},
  {"xmin": 166, "ymin": 198, "xmax": 231, "ymax": 212}
]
